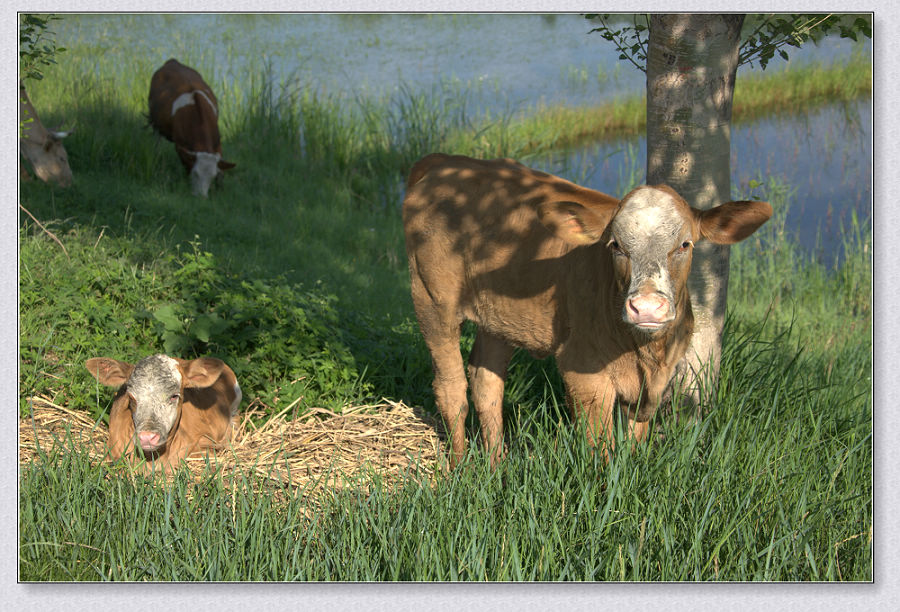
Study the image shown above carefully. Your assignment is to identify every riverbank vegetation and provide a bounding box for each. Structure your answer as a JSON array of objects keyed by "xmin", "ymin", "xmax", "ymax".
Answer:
[
  {"xmin": 18, "ymin": 34, "xmax": 871, "ymax": 581},
  {"xmin": 450, "ymin": 51, "xmax": 871, "ymax": 158}
]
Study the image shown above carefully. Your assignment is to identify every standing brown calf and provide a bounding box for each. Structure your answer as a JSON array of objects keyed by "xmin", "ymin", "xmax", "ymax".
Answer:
[
  {"xmin": 403, "ymin": 153, "xmax": 772, "ymax": 468},
  {"xmin": 85, "ymin": 354, "xmax": 241, "ymax": 472},
  {"xmin": 148, "ymin": 59, "xmax": 235, "ymax": 197}
]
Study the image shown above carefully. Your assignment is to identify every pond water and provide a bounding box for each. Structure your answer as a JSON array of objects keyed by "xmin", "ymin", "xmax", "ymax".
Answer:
[
  {"xmin": 541, "ymin": 99, "xmax": 871, "ymax": 256},
  {"xmin": 54, "ymin": 13, "xmax": 872, "ymax": 254}
]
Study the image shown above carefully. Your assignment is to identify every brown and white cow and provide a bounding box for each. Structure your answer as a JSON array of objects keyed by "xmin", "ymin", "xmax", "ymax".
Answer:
[
  {"xmin": 19, "ymin": 81, "xmax": 73, "ymax": 187},
  {"xmin": 148, "ymin": 59, "xmax": 235, "ymax": 197},
  {"xmin": 403, "ymin": 153, "xmax": 772, "ymax": 468},
  {"xmin": 85, "ymin": 354, "xmax": 241, "ymax": 472}
]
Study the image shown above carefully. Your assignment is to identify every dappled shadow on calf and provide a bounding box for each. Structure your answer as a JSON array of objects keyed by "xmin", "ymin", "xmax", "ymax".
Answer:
[{"xmin": 402, "ymin": 153, "xmax": 771, "ymax": 469}]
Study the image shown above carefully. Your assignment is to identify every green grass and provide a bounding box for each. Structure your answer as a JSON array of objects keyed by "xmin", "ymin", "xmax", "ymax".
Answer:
[
  {"xmin": 19, "ymin": 35, "xmax": 871, "ymax": 581},
  {"xmin": 20, "ymin": 312, "xmax": 871, "ymax": 580},
  {"xmin": 444, "ymin": 52, "xmax": 871, "ymax": 159}
]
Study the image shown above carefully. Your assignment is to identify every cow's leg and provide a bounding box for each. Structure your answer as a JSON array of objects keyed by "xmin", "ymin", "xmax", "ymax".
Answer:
[
  {"xmin": 467, "ymin": 330, "xmax": 514, "ymax": 467},
  {"xmin": 628, "ymin": 418, "xmax": 650, "ymax": 446},
  {"xmin": 624, "ymin": 393, "xmax": 657, "ymax": 448},
  {"xmin": 429, "ymin": 334, "xmax": 469, "ymax": 469},
  {"xmin": 560, "ymin": 370, "xmax": 617, "ymax": 462},
  {"xmin": 409, "ymin": 276, "xmax": 469, "ymax": 469}
]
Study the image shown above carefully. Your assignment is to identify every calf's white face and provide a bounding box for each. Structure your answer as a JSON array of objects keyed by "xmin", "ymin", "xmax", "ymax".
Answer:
[
  {"xmin": 607, "ymin": 186, "xmax": 694, "ymax": 332},
  {"xmin": 125, "ymin": 355, "xmax": 184, "ymax": 452}
]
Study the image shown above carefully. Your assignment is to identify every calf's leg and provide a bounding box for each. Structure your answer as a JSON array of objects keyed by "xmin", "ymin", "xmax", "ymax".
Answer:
[
  {"xmin": 628, "ymin": 418, "xmax": 651, "ymax": 448},
  {"xmin": 561, "ymin": 369, "xmax": 617, "ymax": 462},
  {"xmin": 428, "ymin": 335, "xmax": 469, "ymax": 468},
  {"xmin": 409, "ymin": 276, "xmax": 470, "ymax": 468},
  {"xmin": 467, "ymin": 330, "xmax": 514, "ymax": 467}
]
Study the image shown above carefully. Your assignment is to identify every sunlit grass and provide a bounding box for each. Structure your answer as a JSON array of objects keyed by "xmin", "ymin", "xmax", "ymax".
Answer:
[
  {"xmin": 443, "ymin": 53, "xmax": 871, "ymax": 159},
  {"xmin": 19, "ymin": 31, "xmax": 870, "ymax": 582}
]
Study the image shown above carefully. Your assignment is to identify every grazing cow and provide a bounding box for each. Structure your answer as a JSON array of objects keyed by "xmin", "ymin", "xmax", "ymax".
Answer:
[
  {"xmin": 85, "ymin": 354, "xmax": 242, "ymax": 472},
  {"xmin": 148, "ymin": 59, "xmax": 235, "ymax": 197},
  {"xmin": 19, "ymin": 81, "xmax": 73, "ymax": 187},
  {"xmin": 403, "ymin": 153, "xmax": 772, "ymax": 468}
]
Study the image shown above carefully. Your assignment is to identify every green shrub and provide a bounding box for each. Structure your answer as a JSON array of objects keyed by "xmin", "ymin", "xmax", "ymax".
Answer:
[{"xmin": 20, "ymin": 228, "xmax": 372, "ymax": 421}]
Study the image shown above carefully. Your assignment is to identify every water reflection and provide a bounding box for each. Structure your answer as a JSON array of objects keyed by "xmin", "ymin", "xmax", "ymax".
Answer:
[{"xmin": 538, "ymin": 99, "xmax": 871, "ymax": 256}]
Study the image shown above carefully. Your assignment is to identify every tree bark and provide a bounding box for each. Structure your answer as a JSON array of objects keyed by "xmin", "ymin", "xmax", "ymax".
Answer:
[{"xmin": 645, "ymin": 14, "xmax": 745, "ymax": 412}]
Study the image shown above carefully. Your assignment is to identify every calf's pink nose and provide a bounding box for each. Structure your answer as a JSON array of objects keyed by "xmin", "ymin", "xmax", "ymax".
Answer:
[
  {"xmin": 626, "ymin": 294, "xmax": 669, "ymax": 324},
  {"xmin": 138, "ymin": 431, "xmax": 160, "ymax": 450}
]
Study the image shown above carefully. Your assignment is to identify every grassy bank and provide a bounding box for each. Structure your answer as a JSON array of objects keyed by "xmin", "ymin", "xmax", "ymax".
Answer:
[
  {"xmin": 19, "ymin": 39, "xmax": 871, "ymax": 581},
  {"xmin": 447, "ymin": 52, "xmax": 871, "ymax": 159}
]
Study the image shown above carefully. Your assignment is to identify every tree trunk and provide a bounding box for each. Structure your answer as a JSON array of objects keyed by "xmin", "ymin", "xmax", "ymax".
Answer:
[{"xmin": 645, "ymin": 14, "xmax": 745, "ymax": 412}]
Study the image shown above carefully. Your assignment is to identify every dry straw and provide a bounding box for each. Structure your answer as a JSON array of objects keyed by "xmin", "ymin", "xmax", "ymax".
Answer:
[{"xmin": 20, "ymin": 395, "xmax": 447, "ymax": 497}]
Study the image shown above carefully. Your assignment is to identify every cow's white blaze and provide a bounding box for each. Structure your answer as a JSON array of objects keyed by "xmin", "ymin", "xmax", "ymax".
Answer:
[{"xmin": 189, "ymin": 151, "xmax": 222, "ymax": 197}]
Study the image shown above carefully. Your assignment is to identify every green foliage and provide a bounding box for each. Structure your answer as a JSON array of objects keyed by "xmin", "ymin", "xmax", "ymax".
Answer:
[
  {"xmin": 739, "ymin": 14, "xmax": 872, "ymax": 69},
  {"xmin": 20, "ymin": 227, "xmax": 372, "ymax": 420},
  {"xmin": 585, "ymin": 13, "xmax": 872, "ymax": 73},
  {"xmin": 19, "ymin": 14, "xmax": 67, "ymax": 82},
  {"xmin": 147, "ymin": 239, "xmax": 373, "ymax": 412}
]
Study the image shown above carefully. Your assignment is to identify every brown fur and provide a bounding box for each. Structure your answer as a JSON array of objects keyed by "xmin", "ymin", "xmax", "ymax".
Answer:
[
  {"xmin": 86, "ymin": 356, "xmax": 240, "ymax": 473},
  {"xmin": 403, "ymin": 153, "xmax": 771, "ymax": 467},
  {"xmin": 148, "ymin": 59, "xmax": 235, "ymax": 174}
]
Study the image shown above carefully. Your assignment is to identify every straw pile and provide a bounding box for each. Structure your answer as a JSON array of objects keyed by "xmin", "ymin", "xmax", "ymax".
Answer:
[{"xmin": 19, "ymin": 394, "xmax": 447, "ymax": 494}]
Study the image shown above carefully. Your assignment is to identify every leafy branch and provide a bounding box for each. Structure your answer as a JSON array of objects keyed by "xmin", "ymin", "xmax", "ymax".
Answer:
[
  {"xmin": 585, "ymin": 13, "xmax": 651, "ymax": 73},
  {"xmin": 585, "ymin": 13, "xmax": 871, "ymax": 72},
  {"xmin": 19, "ymin": 14, "xmax": 66, "ymax": 82},
  {"xmin": 739, "ymin": 14, "xmax": 871, "ymax": 69}
]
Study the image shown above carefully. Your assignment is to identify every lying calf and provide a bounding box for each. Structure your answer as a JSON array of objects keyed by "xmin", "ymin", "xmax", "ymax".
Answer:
[{"xmin": 85, "ymin": 354, "xmax": 241, "ymax": 471}]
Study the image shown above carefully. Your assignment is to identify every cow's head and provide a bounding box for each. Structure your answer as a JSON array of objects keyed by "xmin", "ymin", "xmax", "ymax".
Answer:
[
  {"xmin": 19, "ymin": 82, "xmax": 74, "ymax": 188},
  {"xmin": 20, "ymin": 128, "xmax": 73, "ymax": 188},
  {"xmin": 538, "ymin": 185, "xmax": 772, "ymax": 333},
  {"xmin": 178, "ymin": 148, "xmax": 236, "ymax": 197},
  {"xmin": 85, "ymin": 355, "xmax": 227, "ymax": 455}
]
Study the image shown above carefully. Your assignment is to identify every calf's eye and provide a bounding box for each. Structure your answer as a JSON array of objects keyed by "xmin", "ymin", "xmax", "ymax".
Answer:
[
  {"xmin": 169, "ymin": 394, "xmax": 180, "ymax": 402},
  {"xmin": 680, "ymin": 240, "xmax": 693, "ymax": 251},
  {"xmin": 606, "ymin": 239, "xmax": 625, "ymax": 255}
]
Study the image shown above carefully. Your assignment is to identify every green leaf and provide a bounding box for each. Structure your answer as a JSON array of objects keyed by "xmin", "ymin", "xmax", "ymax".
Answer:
[{"xmin": 153, "ymin": 304, "xmax": 184, "ymax": 333}]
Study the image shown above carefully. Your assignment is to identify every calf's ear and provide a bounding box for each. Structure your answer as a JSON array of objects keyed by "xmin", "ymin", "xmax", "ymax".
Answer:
[
  {"xmin": 697, "ymin": 200, "xmax": 773, "ymax": 244},
  {"xmin": 538, "ymin": 200, "xmax": 615, "ymax": 246},
  {"xmin": 218, "ymin": 159, "xmax": 236, "ymax": 171},
  {"xmin": 85, "ymin": 358, "xmax": 134, "ymax": 387},
  {"xmin": 180, "ymin": 357, "xmax": 226, "ymax": 388}
]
